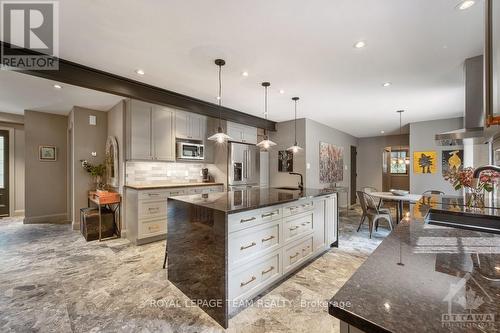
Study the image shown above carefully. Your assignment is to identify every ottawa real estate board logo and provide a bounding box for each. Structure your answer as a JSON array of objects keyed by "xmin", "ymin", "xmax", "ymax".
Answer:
[
  {"xmin": 1, "ymin": 1, "xmax": 58, "ymax": 70},
  {"xmin": 442, "ymin": 272, "xmax": 495, "ymax": 330}
]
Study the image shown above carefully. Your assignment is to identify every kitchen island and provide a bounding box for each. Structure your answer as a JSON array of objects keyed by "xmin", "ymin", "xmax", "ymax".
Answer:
[
  {"xmin": 167, "ymin": 188, "xmax": 339, "ymax": 328},
  {"xmin": 329, "ymin": 196, "xmax": 500, "ymax": 333}
]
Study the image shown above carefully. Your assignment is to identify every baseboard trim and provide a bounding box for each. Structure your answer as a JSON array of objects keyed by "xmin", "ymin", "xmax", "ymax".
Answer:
[
  {"xmin": 13, "ymin": 209, "xmax": 25, "ymax": 217},
  {"xmin": 24, "ymin": 213, "xmax": 70, "ymax": 224}
]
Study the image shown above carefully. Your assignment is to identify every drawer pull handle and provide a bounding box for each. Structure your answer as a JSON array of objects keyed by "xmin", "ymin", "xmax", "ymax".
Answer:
[
  {"xmin": 240, "ymin": 217, "xmax": 256, "ymax": 223},
  {"xmin": 261, "ymin": 211, "xmax": 278, "ymax": 218},
  {"xmin": 289, "ymin": 206, "xmax": 299, "ymax": 211},
  {"xmin": 261, "ymin": 235, "xmax": 275, "ymax": 243},
  {"xmin": 289, "ymin": 226, "xmax": 300, "ymax": 231},
  {"xmin": 148, "ymin": 193, "xmax": 160, "ymax": 196},
  {"xmin": 290, "ymin": 252, "xmax": 300, "ymax": 260},
  {"xmin": 301, "ymin": 221, "xmax": 311, "ymax": 226},
  {"xmin": 302, "ymin": 246, "xmax": 311, "ymax": 252},
  {"xmin": 262, "ymin": 266, "xmax": 275, "ymax": 275},
  {"xmin": 148, "ymin": 207, "xmax": 160, "ymax": 211},
  {"xmin": 170, "ymin": 192, "xmax": 180, "ymax": 195},
  {"xmin": 240, "ymin": 276, "xmax": 256, "ymax": 287},
  {"xmin": 240, "ymin": 242, "xmax": 256, "ymax": 250}
]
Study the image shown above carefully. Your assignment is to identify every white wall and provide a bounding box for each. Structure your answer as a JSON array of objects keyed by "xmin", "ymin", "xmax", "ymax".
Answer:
[{"xmin": 409, "ymin": 117, "xmax": 464, "ymax": 195}]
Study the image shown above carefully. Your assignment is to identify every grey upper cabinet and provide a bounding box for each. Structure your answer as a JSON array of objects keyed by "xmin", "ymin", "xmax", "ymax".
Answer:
[
  {"xmin": 152, "ymin": 106, "xmax": 175, "ymax": 161},
  {"xmin": 126, "ymin": 100, "xmax": 175, "ymax": 161},
  {"xmin": 127, "ymin": 100, "xmax": 153, "ymax": 160},
  {"xmin": 175, "ymin": 111, "xmax": 206, "ymax": 140},
  {"xmin": 227, "ymin": 121, "xmax": 258, "ymax": 144}
]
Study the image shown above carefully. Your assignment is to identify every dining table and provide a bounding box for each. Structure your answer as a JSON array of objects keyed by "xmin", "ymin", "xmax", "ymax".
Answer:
[{"xmin": 369, "ymin": 192, "xmax": 422, "ymax": 223}]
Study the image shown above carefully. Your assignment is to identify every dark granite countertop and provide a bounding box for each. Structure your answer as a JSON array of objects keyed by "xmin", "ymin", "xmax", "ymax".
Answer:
[
  {"xmin": 168, "ymin": 187, "xmax": 339, "ymax": 213},
  {"xmin": 329, "ymin": 198, "xmax": 500, "ymax": 333}
]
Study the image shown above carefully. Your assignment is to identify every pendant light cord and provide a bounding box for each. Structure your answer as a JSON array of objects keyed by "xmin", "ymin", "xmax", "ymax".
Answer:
[
  {"xmin": 218, "ymin": 64, "xmax": 222, "ymax": 128},
  {"xmin": 294, "ymin": 99, "xmax": 298, "ymax": 144},
  {"xmin": 264, "ymin": 85, "xmax": 268, "ymax": 137}
]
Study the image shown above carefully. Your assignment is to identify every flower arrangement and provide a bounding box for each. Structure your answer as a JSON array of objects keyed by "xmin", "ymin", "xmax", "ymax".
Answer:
[
  {"xmin": 81, "ymin": 160, "xmax": 106, "ymax": 190},
  {"xmin": 444, "ymin": 167, "xmax": 500, "ymax": 208}
]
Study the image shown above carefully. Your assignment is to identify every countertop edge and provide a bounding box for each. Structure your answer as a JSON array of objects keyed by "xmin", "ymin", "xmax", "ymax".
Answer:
[
  {"xmin": 328, "ymin": 304, "xmax": 392, "ymax": 333},
  {"xmin": 124, "ymin": 183, "xmax": 224, "ymax": 190}
]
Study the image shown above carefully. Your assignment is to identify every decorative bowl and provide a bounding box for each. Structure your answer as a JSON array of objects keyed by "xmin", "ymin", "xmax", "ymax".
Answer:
[{"xmin": 390, "ymin": 189, "xmax": 409, "ymax": 196}]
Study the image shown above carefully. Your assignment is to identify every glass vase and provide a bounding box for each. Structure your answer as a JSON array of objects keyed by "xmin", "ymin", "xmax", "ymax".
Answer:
[{"xmin": 465, "ymin": 188, "xmax": 485, "ymax": 210}]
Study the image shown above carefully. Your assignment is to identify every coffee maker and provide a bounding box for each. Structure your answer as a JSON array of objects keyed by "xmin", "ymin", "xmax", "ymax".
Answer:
[{"xmin": 202, "ymin": 168, "xmax": 211, "ymax": 182}]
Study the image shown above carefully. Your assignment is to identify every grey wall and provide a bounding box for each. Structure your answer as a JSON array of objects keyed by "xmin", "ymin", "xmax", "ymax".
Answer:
[
  {"xmin": 70, "ymin": 107, "xmax": 108, "ymax": 226},
  {"xmin": 409, "ymin": 117, "xmax": 464, "ymax": 195},
  {"xmin": 357, "ymin": 134, "xmax": 409, "ymax": 192},
  {"xmin": 304, "ymin": 119, "xmax": 358, "ymax": 207},
  {"xmin": 269, "ymin": 119, "xmax": 306, "ymax": 188},
  {"xmin": 24, "ymin": 111, "xmax": 68, "ymax": 223}
]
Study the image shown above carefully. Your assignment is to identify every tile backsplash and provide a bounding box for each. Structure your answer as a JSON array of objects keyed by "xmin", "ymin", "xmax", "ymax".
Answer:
[{"xmin": 126, "ymin": 161, "xmax": 208, "ymax": 184}]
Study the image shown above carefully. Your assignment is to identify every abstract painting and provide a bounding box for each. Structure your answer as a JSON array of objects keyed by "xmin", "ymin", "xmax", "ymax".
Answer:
[
  {"xmin": 319, "ymin": 142, "xmax": 344, "ymax": 183},
  {"xmin": 413, "ymin": 151, "xmax": 437, "ymax": 174},
  {"xmin": 442, "ymin": 149, "xmax": 463, "ymax": 175},
  {"xmin": 278, "ymin": 150, "xmax": 293, "ymax": 172}
]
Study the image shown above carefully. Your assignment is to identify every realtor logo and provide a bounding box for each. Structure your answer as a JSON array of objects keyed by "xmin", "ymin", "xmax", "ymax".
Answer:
[
  {"xmin": 0, "ymin": 1, "xmax": 58, "ymax": 70},
  {"xmin": 442, "ymin": 272, "xmax": 495, "ymax": 330}
]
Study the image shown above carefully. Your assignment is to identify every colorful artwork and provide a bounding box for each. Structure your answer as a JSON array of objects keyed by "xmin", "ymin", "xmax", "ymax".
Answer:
[
  {"xmin": 413, "ymin": 151, "xmax": 437, "ymax": 174},
  {"xmin": 278, "ymin": 151, "xmax": 293, "ymax": 172},
  {"xmin": 442, "ymin": 150, "xmax": 463, "ymax": 175},
  {"xmin": 319, "ymin": 142, "xmax": 344, "ymax": 183}
]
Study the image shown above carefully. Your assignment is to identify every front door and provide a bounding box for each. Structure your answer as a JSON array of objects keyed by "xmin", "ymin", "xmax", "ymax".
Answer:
[{"xmin": 0, "ymin": 130, "xmax": 9, "ymax": 216}]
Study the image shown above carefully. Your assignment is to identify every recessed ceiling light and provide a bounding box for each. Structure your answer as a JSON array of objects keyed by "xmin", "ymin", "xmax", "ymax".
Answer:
[
  {"xmin": 279, "ymin": 89, "xmax": 285, "ymax": 94},
  {"xmin": 242, "ymin": 71, "xmax": 249, "ymax": 77},
  {"xmin": 135, "ymin": 69, "xmax": 145, "ymax": 75},
  {"xmin": 457, "ymin": 0, "xmax": 475, "ymax": 10},
  {"xmin": 53, "ymin": 84, "xmax": 62, "ymax": 89},
  {"xmin": 380, "ymin": 130, "xmax": 385, "ymax": 134},
  {"xmin": 382, "ymin": 82, "xmax": 392, "ymax": 87},
  {"xmin": 354, "ymin": 41, "xmax": 366, "ymax": 49}
]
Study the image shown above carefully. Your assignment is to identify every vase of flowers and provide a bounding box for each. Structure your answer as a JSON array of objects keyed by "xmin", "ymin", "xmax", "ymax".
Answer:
[
  {"xmin": 81, "ymin": 160, "xmax": 107, "ymax": 190},
  {"xmin": 444, "ymin": 167, "xmax": 499, "ymax": 209}
]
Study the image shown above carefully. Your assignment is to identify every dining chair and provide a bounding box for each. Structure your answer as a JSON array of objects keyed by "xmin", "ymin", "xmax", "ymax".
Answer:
[
  {"xmin": 422, "ymin": 190, "xmax": 445, "ymax": 195},
  {"xmin": 356, "ymin": 191, "xmax": 393, "ymax": 238},
  {"xmin": 362, "ymin": 186, "xmax": 378, "ymax": 193}
]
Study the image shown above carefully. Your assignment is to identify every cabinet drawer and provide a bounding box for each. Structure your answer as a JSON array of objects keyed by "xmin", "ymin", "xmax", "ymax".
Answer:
[
  {"xmin": 139, "ymin": 191, "xmax": 169, "ymax": 201},
  {"xmin": 283, "ymin": 200, "xmax": 314, "ymax": 217},
  {"xmin": 228, "ymin": 207, "xmax": 282, "ymax": 233},
  {"xmin": 284, "ymin": 212, "xmax": 313, "ymax": 243},
  {"xmin": 138, "ymin": 218, "xmax": 166, "ymax": 239},
  {"xmin": 283, "ymin": 236, "xmax": 313, "ymax": 272},
  {"xmin": 166, "ymin": 189, "xmax": 186, "ymax": 197},
  {"xmin": 139, "ymin": 201, "xmax": 167, "ymax": 219},
  {"xmin": 229, "ymin": 250, "xmax": 281, "ymax": 301},
  {"xmin": 229, "ymin": 221, "xmax": 281, "ymax": 269}
]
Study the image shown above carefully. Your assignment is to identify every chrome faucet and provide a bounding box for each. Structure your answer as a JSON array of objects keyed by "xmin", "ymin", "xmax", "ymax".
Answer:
[
  {"xmin": 289, "ymin": 172, "xmax": 304, "ymax": 191},
  {"xmin": 472, "ymin": 165, "xmax": 500, "ymax": 187}
]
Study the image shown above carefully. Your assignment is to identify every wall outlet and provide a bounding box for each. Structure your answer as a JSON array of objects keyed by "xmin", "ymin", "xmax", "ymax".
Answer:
[
  {"xmin": 89, "ymin": 115, "xmax": 96, "ymax": 126},
  {"xmin": 91, "ymin": 152, "xmax": 97, "ymax": 157},
  {"xmin": 306, "ymin": 163, "xmax": 311, "ymax": 170}
]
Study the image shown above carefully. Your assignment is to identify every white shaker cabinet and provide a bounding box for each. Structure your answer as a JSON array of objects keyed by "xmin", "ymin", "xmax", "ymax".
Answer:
[
  {"xmin": 126, "ymin": 100, "xmax": 176, "ymax": 161},
  {"xmin": 175, "ymin": 111, "xmax": 206, "ymax": 140},
  {"xmin": 227, "ymin": 121, "xmax": 258, "ymax": 144}
]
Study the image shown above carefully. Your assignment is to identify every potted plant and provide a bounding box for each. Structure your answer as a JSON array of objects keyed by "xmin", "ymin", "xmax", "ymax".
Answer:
[
  {"xmin": 444, "ymin": 167, "xmax": 499, "ymax": 209},
  {"xmin": 81, "ymin": 160, "xmax": 107, "ymax": 191}
]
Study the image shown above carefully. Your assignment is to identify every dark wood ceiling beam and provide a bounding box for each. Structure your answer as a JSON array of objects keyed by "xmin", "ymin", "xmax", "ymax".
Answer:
[{"xmin": 0, "ymin": 41, "xmax": 276, "ymax": 131}]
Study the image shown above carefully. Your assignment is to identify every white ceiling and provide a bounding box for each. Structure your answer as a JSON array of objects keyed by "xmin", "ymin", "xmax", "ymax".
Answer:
[
  {"xmin": 0, "ymin": 70, "xmax": 122, "ymax": 115},
  {"xmin": 7, "ymin": 0, "xmax": 486, "ymax": 136}
]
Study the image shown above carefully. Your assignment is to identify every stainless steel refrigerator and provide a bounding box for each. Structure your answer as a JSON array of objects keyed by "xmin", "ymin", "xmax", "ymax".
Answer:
[{"xmin": 228, "ymin": 142, "xmax": 260, "ymax": 190}]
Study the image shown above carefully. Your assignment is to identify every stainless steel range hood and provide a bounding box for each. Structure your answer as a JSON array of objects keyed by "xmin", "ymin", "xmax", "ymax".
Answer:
[{"xmin": 435, "ymin": 55, "xmax": 485, "ymax": 146}]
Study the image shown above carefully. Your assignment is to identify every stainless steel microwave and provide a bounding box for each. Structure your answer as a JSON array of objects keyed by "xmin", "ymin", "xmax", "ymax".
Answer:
[{"xmin": 177, "ymin": 142, "xmax": 204, "ymax": 160}]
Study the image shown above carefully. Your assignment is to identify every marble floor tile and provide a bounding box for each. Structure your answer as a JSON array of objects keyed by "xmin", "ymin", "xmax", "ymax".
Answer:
[{"xmin": 0, "ymin": 206, "xmax": 389, "ymax": 333}]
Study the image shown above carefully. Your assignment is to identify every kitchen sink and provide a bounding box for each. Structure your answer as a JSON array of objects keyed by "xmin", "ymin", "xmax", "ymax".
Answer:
[
  {"xmin": 274, "ymin": 186, "xmax": 301, "ymax": 191},
  {"xmin": 425, "ymin": 209, "xmax": 500, "ymax": 234}
]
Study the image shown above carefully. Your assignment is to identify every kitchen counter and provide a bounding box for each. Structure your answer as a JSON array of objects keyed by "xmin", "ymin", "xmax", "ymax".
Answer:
[
  {"xmin": 124, "ymin": 182, "xmax": 224, "ymax": 190},
  {"xmin": 168, "ymin": 187, "xmax": 340, "ymax": 214},
  {"xmin": 329, "ymin": 197, "xmax": 500, "ymax": 333},
  {"xmin": 168, "ymin": 188, "xmax": 339, "ymax": 328}
]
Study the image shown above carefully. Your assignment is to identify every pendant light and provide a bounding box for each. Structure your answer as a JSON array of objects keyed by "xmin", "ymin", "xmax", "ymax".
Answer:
[
  {"xmin": 287, "ymin": 97, "xmax": 302, "ymax": 153},
  {"xmin": 256, "ymin": 82, "xmax": 277, "ymax": 150},
  {"xmin": 207, "ymin": 59, "xmax": 233, "ymax": 143}
]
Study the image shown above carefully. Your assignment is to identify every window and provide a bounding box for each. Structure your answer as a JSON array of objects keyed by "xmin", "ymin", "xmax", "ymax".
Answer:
[{"xmin": 390, "ymin": 150, "xmax": 408, "ymax": 174}]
